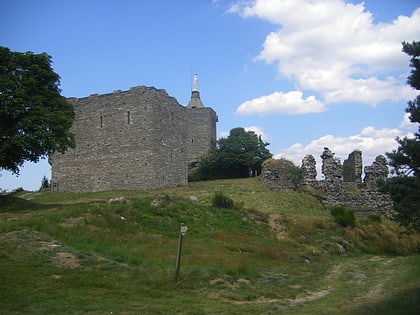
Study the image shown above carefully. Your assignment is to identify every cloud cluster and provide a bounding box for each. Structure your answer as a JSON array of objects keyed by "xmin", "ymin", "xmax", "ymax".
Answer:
[
  {"xmin": 274, "ymin": 125, "xmax": 409, "ymax": 178},
  {"xmin": 219, "ymin": 126, "xmax": 269, "ymax": 141},
  {"xmin": 230, "ymin": 0, "xmax": 420, "ymax": 113},
  {"xmin": 236, "ymin": 91, "xmax": 326, "ymax": 115},
  {"xmin": 400, "ymin": 112, "xmax": 418, "ymax": 130},
  {"xmin": 244, "ymin": 125, "xmax": 269, "ymax": 140}
]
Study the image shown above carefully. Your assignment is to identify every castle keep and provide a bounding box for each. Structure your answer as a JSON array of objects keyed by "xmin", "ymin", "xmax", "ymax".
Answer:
[{"xmin": 50, "ymin": 76, "xmax": 217, "ymax": 192}]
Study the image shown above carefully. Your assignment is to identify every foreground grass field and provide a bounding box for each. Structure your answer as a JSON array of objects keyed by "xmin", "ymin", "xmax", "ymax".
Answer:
[{"xmin": 1, "ymin": 178, "xmax": 419, "ymax": 314}]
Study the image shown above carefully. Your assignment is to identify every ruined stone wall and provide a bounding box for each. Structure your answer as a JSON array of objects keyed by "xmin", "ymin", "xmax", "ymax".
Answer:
[
  {"xmin": 301, "ymin": 155, "xmax": 317, "ymax": 188},
  {"xmin": 260, "ymin": 158, "xmax": 299, "ymax": 190},
  {"xmin": 343, "ymin": 150, "xmax": 362, "ymax": 185},
  {"xmin": 50, "ymin": 86, "xmax": 216, "ymax": 192},
  {"xmin": 364, "ymin": 155, "xmax": 388, "ymax": 188},
  {"xmin": 259, "ymin": 148, "xmax": 393, "ymax": 215},
  {"xmin": 320, "ymin": 148, "xmax": 393, "ymax": 214}
]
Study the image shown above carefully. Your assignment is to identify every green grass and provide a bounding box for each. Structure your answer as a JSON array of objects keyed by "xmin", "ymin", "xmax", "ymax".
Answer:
[{"xmin": 0, "ymin": 177, "xmax": 419, "ymax": 314}]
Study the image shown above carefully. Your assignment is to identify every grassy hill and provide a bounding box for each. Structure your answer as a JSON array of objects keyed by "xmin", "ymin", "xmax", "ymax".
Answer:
[{"xmin": 1, "ymin": 178, "xmax": 419, "ymax": 314}]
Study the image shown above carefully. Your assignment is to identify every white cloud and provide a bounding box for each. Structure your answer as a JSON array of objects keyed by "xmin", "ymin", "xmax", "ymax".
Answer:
[
  {"xmin": 230, "ymin": 0, "xmax": 420, "ymax": 108},
  {"xmin": 235, "ymin": 91, "xmax": 326, "ymax": 115},
  {"xmin": 359, "ymin": 126, "xmax": 401, "ymax": 139},
  {"xmin": 218, "ymin": 130, "xmax": 229, "ymax": 138},
  {"xmin": 219, "ymin": 126, "xmax": 269, "ymax": 141},
  {"xmin": 244, "ymin": 125, "xmax": 269, "ymax": 141},
  {"xmin": 273, "ymin": 126, "xmax": 409, "ymax": 178},
  {"xmin": 400, "ymin": 112, "xmax": 418, "ymax": 130}
]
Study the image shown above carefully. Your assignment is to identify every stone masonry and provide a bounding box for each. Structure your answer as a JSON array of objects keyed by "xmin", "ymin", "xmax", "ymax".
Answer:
[
  {"xmin": 260, "ymin": 158, "xmax": 299, "ymax": 190},
  {"xmin": 364, "ymin": 155, "xmax": 388, "ymax": 188},
  {"xmin": 260, "ymin": 148, "xmax": 393, "ymax": 214},
  {"xmin": 301, "ymin": 155, "xmax": 317, "ymax": 188},
  {"xmin": 50, "ymin": 84, "xmax": 217, "ymax": 192},
  {"xmin": 320, "ymin": 148, "xmax": 393, "ymax": 214},
  {"xmin": 343, "ymin": 150, "xmax": 363, "ymax": 185}
]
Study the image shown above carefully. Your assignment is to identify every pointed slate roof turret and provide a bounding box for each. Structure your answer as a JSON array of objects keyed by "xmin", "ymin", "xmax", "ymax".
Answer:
[{"xmin": 187, "ymin": 74, "xmax": 205, "ymax": 108}]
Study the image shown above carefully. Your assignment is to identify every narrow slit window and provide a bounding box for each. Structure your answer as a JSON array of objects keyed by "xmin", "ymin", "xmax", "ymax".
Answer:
[
  {"xmin": 100, "ymin": 115, "xmax": 103, "ymax": 128},
  {"xmin": 127, "ymin": 111, "xmax": 131, "ymax": 125}
]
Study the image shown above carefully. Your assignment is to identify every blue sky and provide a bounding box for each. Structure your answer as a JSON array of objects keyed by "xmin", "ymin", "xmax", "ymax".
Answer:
[{"xmin": 1, "ymin": 0, "xmax": 419, "ymax": 191}]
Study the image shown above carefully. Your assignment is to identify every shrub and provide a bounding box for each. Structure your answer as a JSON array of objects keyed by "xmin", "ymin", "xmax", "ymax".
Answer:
[
  {"xmin": 39, "ymin": 175, "xmax": 50, "ymax": 191},
  {"xmin": 212, "ymin": 192, "xmax": 235, "ymax": 209},
  {"xmin": 368, "ymin": 214, "xmax": 382, "ymax": 223},
  {"xmin": 330, "ymin": 205, "xmax": 356, "ymax": 227}
]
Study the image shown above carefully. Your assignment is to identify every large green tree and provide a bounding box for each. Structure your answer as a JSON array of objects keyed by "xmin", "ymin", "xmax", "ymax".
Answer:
[
  {"xmin": 0, "ymin": 47, "xmax": 75, "ymax": 174},
  {"xmin": 190, "ymin": 127, "xmax": 272, "ymax": 180},
  {"xmin": 382, "ymin": 41, "xmax": 420, "ymax": 230}
]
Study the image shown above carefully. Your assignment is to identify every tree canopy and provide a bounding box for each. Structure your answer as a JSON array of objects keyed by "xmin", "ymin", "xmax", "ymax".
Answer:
[
  {"xmin": 0, "ymin": 46, "xmax": 75, "ymax": 174},
  {"xmin": 190, "ymin": 127, "xmax": 272, "ymax": 180},
  {"xmin": 381, "ymin": 41, "xmax": 420, "ymax": 230}
]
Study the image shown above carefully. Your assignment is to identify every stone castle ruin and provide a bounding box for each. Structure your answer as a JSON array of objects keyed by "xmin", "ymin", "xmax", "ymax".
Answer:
[
  {"xmin": 261, "ymin": 147, "xmax": 393, "ymax": 214},
  {"xmin": 50, "ymin": 75, "xmax": 217, "ymax": 192}
]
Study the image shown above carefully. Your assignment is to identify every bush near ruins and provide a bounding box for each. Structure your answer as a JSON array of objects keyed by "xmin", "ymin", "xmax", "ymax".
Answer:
[
  {"xmin": 39, "ymin": 175, "xmax": 50, "ymax": 191},
  {"xmin": 190, "ymin": 127, "xmax": 272, "ymax": 181},
  {"xmin": 211, "ymin": 191, "xmax": 235, "ymax": 209},
  {"xmin": 330, "ymin": 205, "xmax": 356, "ymax": 227}
]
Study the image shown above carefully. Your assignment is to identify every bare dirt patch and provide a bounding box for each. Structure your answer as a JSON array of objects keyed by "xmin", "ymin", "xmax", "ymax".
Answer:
[
  {"xmin": 210, "ymin": 277, "xmax": 251, "ymax": 289},
  {"xmin": 40, "ymin": 240, "xmax": 61, "ymax": 251},
  {"xmin": 51, "ymin": 252, "xmax": 80, "ymax": 268},
  {"xmin": 208, "ymin": 288, "xmax": 330, "ymax": 306},
  {"xmin": 268, "ymin": 213, "xmax": 288, "ymax": 240},
  {"xmin": 60, "ymin": 216, "xmax": 85, "ymax": 227},
  {"xmin": 288, "ymin": 289, "xmax": 330, "ymax": 305}
]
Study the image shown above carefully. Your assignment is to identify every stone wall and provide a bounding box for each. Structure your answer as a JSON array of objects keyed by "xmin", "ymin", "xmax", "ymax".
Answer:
[
  {"xmin": 301, "ymin": 155, "xmax": 317, "ymax": 188},
  {"xmin": 343, "ymin": 150, "xmax": 362, "ymax": 185},
  {"xmin": 260, "ymin": 148, "xmax": 393, "ymax": 214},
  {"xmin": 364, "ymin": 155, "xmax": 388, "ymax": 188},
  {"xmin": 320, "ymin": 148, "xmax": 393, "ymax": 214},
  {"xmin": 260, "ymin": 158, "xmax": 299, "ymax": 190},
  {"xmin": 50, "ymin": 86, "xmax": 217, "ymax": 192}
]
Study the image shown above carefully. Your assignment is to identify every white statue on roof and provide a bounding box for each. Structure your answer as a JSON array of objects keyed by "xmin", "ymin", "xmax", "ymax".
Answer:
[{"xmin": 192, "ymin": 74, "xmax": 199, "ymax": 92}]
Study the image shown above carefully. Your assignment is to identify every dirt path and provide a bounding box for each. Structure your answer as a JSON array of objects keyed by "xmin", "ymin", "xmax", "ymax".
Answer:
[{"xmin": 268, "ymin": 213, "xmax": 288, "ymax": 240}]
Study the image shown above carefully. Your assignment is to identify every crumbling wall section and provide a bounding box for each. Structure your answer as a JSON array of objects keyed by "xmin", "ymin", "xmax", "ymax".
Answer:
[
  {"xmin": 343, "ymin": 150, "xmax": 362, "ymax": 185},
  {"xmin": 260, "ymin": 148, "xmax": 393, "ymax": 215},
  {"xmin": 364, "ymin": 155, "xmax": 388, "ymax": 187},
  {"xmin": 301, "ymin": 155, "xmax": 317, "ymax": 188},
  {"xmin": 260, "ymin": 158, "xmax": 299, "ymax": 190},
  {"xmin": 321, "ymin": 148, "xmax": 392, "ymax": 213}
]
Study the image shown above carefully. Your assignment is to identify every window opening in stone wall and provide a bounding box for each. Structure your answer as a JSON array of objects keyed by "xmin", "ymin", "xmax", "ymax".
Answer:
[
  {"xmin": 191, "ymin": 139, "xmax": 194, "ymax": 143},
  {"xmin": 127, "ymin": 111, "xmax": 131, "ymax": 125},
  {"xmin": 100, "ymin": 115, "xmax": 103, "ymax": 128}
]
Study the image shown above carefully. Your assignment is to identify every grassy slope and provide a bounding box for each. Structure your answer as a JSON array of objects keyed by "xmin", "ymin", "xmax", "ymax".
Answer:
[{"xmin": 0, "ymin": 177, "xmax": 419, "ymax": 314}]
